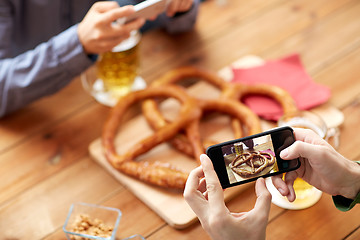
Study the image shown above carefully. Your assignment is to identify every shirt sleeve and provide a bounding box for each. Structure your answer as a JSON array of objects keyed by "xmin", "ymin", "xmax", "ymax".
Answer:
[
  {"xmin": 332, "ymin": 161, "xmax": 360, "ymax": 211},
  {"xmin": 0, "ymin": 25, "xmax": 93, "ymax": 117},
  {"xmin": 158, "ymin": 0, "xmax": 200, "ymax": 34}
]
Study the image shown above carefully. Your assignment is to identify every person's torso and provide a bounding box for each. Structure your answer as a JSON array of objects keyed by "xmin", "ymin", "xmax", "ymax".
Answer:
[{"xmin": 10, "ymin": 0, "xmax": 97, "ymax": 56}]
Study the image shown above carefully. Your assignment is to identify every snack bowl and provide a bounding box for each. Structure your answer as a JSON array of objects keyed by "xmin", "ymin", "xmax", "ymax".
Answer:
[
  {"xmin": 122, "ymin": 234, "xmax": 146, "ymax": 240},
  {"xmin": 63, "ymin": 202, "xmax": 122, "ymax": 240}
]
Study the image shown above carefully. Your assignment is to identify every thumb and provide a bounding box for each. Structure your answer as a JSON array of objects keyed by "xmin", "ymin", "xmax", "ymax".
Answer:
[
  {"xmin": 280, "ymin": 140, "xmax": 323, "ymax": 161},
  {"xmin": 200, "ymin": 154, "xmax": 225, "ymax": 207},
  {"xmin": 251, "ymin": 178, "xmax": 272, "ymax": 219}
]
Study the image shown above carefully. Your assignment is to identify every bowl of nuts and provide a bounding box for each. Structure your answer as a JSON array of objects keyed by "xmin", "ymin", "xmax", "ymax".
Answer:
[{"xmin": 63, "ymin": 202, "xmax": 122, "ymax": 240}]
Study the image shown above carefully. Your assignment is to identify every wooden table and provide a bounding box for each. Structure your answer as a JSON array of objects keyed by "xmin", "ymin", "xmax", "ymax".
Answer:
[{"xmin": 1, "ymin": 0, "xmax": 359, "ymax": 239}]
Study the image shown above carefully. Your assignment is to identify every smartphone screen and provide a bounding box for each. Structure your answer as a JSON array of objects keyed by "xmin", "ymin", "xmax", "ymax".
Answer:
[{"xmin": 206, "ymin": 126, "xmax": 300, "ymax": 189}]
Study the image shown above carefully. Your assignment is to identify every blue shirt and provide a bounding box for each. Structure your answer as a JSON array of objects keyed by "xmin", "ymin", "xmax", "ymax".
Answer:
[{"xmin": 0, "ymin": 0, "xmax": 199, "ymax": 117}]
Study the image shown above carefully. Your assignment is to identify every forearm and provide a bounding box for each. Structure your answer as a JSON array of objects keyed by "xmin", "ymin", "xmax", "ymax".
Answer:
[{"xmin": 0, "ymin": 25, "xmax": 93, "ymax": 117}]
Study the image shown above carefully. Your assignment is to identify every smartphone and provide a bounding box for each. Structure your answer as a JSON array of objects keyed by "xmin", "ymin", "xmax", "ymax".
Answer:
[
  {"xmin": 124, "ymin": 0, "xmax": 170, "ymax": 23},
  {"xmin": 206, "ymin": 126, "xmax": 300, "ymax": 189}
]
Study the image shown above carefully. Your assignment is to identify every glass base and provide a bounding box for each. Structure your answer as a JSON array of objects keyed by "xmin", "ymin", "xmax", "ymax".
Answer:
[
  {"xmin": 91, "ymin": 76, "xmax": 146, "ymax": 107},
  {"xmin": 265, "ymin": 178, "xmax": 322, "ymax": 210}
]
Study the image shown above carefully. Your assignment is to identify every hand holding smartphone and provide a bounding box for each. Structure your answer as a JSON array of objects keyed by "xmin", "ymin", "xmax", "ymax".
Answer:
[
  {"xmin": 120, "ymin": 0, "xmax": 170, "ymax": 24},
  {"xmin": 206, "ymin": 126, "xmax": 300, "ymax": 189}
]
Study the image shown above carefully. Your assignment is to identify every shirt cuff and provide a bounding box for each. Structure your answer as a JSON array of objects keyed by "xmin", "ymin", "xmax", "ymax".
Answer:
[
  {"xmin": 52, "ymin": 24, "xmax": 94, "ymax": 76},
  {"xmin": 332, "ymin": 160, "xmax": 360, "ymax": 211}
]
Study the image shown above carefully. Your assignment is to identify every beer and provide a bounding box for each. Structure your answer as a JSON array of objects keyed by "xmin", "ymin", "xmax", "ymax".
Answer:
[
  {"xmin": 97, "ymin": 30, "xmax": 141, "ymax": 98},
  {"xmin": 293, "ymin": 178, "xmax": 319, "ymax": 200},
  {"xmin": 234, "ymin": 142, "xmax": 244, "ymax": 156}
]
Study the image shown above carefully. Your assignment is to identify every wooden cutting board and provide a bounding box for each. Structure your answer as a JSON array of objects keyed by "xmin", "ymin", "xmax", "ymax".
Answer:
[
  {"xmin": 88, "ymin": 56, "xmax": 344, "ymax": 229},
  {"xmin": 89, "ymin": 81, "xmax": 253, "ymax": 229}
]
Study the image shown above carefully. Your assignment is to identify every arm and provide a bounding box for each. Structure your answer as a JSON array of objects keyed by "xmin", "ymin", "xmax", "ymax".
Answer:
[
  {"xmin": 0, "ymin": 25, "xmax": 92, "ymax": 117},
  {"xmin": 184, "ymin": 154, "xmax": 271, "ymax": 240},
  {"xmin": 0, "ymin": 2, "xmax": 144, "ymax": 117},
  {"xmin": 272, "ymin": 128, "xmax": 360, "ymax": 210}
]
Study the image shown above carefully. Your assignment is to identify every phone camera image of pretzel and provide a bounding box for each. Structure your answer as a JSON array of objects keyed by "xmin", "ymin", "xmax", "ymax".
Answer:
[{"xmin": 230, "ymin": 151, "xmax": 275, "ymax": 178}]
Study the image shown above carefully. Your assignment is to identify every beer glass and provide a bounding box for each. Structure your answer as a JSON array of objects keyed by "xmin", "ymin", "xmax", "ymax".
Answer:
[
  {"xmin": 81, "ymin": 30, "xmax": 146, "ymax": 106},
  {"xmin": 97, "ymin": 30, "xmax": 141, "ymax": 97},
  {"xmin": 233, "ymin": 142, "xmax": 244, "ymax": 156}
]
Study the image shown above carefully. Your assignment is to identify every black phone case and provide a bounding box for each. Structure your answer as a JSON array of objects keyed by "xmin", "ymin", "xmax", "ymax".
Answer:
[{"xmin": 206, "ymin": 126, "xmax": 300, "ymax": 189}]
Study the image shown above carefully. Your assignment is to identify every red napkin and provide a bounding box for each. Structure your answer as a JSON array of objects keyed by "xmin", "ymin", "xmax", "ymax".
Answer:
[{"xmin": 231, "ymin": 54, "xmax": 331, "ymax": 121}]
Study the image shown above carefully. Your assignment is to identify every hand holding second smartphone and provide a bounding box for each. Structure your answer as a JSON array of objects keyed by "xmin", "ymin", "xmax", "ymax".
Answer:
[
  {"xmin": 206, "ymin": 126, "xmax": 300, "ymax": 189},
  {"xmin": 120, "ymin": 0, "xmax": 170, "ymax": 24}
]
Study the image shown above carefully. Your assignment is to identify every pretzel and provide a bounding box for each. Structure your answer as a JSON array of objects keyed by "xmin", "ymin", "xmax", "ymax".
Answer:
[
  {"xmin": 224, "ymin": 83, "xmax": 298, "ymax": 117},
  {"xmin": 141, "ymin": 66, "xmax": 256, "ymax": 157},
  {"xmin": 230, "ymin": 151, "xmax": 275, "ymax": 178},
  {"xmin": 102, "ymin": 76, "xmax": 261, "ymax": 189},
  {"xmin": 142, "ymin": 66, "xmax": 297, "ymax": 157},
  {"xmin": 102, "ymin": 85, "xmax": 201, "ymax": 189},
  {"xmin": 102, "ymin": 66, "xmax": 297, "ymax": 189},
  {"xmin": 186, "ymin": 97, "xmax": 262, "ymax": 159}
]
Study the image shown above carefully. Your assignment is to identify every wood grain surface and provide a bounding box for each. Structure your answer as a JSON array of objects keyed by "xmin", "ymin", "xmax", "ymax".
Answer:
[{"xmin": 0, "ymin": 0, "xmax": 359, "ymax": 239}]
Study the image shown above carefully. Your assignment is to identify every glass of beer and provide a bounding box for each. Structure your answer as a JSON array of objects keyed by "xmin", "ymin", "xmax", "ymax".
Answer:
[
  {"xmin": 278, "ymin": 111, "xmax": 340, "ymax": 149},
  {"xmin": 81, "ymin": 30, "xmax": 146, "ymax": 106},
  {"xmin": 270, "ymin": 110, "xmax": 339, "ymax": 209},
  {"xmin": 233, "ymin": 142, "xmax": 244, "ymax": 156},
  {"xmin": 97, "ymin": 30, "xmax": 141, "ymax": 98}
]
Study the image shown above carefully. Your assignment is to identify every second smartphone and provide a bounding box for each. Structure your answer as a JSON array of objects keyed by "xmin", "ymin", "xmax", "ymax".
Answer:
[{"xmin": 206, "ymin": 126, "xmax": 300, "ymax": 189}]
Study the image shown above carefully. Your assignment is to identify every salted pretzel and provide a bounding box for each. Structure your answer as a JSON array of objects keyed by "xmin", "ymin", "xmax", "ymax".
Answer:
[
  {"xmin": 224, "ymin": 83, "xmax": 298, "ymax": 116},
  {"xmin": 184, "ymin": 98, "xmax": 262, "ymax": 159},
  {"xmin": 102, "ymin": 85, "xmax": 201, "ymax": 189},
  {"xmin": 142, "ymin": 66, "xmax": 298, "ymax": 157},
  {"xmin": 141, "ymin": 66, "xmax": 255, "ymax": 157},
  {"xmin": 230, "ymin": 151, "xmax": 275, "ymax": 178},
  {"xmin": 102, "ymin": 78, "xmax": 261, "ymax": 189},
  {"xmin": 102, "ymin": 66, "xmax": 297, "ymax": 189}
]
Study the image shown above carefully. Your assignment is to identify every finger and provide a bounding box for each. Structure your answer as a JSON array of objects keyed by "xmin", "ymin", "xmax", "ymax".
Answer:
[
  {"xmin": 92, "ymin": 1, "xmax": 120, "ymax": 13},
  {"xmin": 166, "ymin": 0, "xmax": 180, "ymax": 17},
  {"xmin": 200, "ymin": 154, "xmax": 225, "ymax": 207},
  {"xmin": 280, "ymin": 140, "xmax": 326, "ymax": 162},
  {"xmin": 148, "ymin": 15, "xmax": 157, "ymax": 21},
  {"xmin": 107, "ymin": 18, "xmax": 144, "ymax": 41},
  {"xmin": 184, "ymin": 166, "xmax": 204, "ymax": 198},
  {"xmin": 251, "ymin": 178, "xmax": 272, "ymax": 219},
  {"xmin": 203, "ymin": 190, "xmax": 209, "ymax": 200},
  {"xmin": 101, "ymin": 6, "xmax": 136, "ymax": 25},
  {"xmin": 271, "ymin": 175, "xmax": 289, "ymax": 196},
  {"xmin": 284, "ymin": 172, "xmax": 297, "ymax": 202},
  {"xmin": 95, "ymin": 32, "xmax": 135, "ymax": 52},
  {"xmin": 122, "ymin": 17, "xmax": 146, "ymax": 31},
  {"xmin": 85, "ymin": 35, "xmax": 131, "ymax": 54},
  {"xmin": 292, "ymin": 128, "xmax": 322, "ymax": 142},
  {"xmin": 198, "ymin": 177, "xmax": 207, "ymax": 194},
  {"xmin": 183, "ymin": 166, "xmax": 209, "ymax": 216},
  {"xmin": 178, "ymin": 0, "xmax": 193, "ymax": 12}
]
